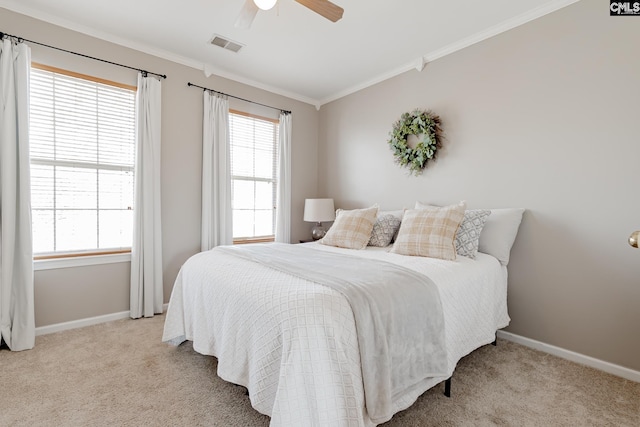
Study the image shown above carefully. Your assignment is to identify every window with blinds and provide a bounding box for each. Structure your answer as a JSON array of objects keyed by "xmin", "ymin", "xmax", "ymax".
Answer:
[
  {"xmin": 229, "ymin": 111, "xmax": 279, "ymax": 242},
  {"xmin": 29, "ymin": 66, "xmax": 136, "ymax": 256}
]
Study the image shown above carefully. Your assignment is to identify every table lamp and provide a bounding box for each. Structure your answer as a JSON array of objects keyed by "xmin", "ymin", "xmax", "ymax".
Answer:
[{"xmin": 303, "ymin": 198, "xmax": 335, "ymax": 240}]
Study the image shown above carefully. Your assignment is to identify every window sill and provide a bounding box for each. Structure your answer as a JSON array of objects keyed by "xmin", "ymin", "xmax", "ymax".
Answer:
[
  {"xmin": 233, "ymin": 237, "xmax": 275, "ymax": 245},
  {"xmin": 34, "ymin": 252, "xmax": 131, "ymax": 271}
]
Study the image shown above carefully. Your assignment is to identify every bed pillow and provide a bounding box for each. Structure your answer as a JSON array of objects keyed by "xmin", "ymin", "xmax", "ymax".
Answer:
[
  {"xmin": 320, "ymin": 205, "xmax": 378, "ymax": 250},
  {"xmin": 391, "ymin": 202, "xmax": 466, "ymax": 260},
  {"xmin": 477, "ymin": 208, "xmax": 525, "ymax": 265},
  {"xmin": 455, "ymin": 209, "xmax": 491, "ymax": 259},
  {"xmin": 378, "ymin": 209, "xmax": 406, "ymax": 242},
  {"xmin": 368, "ymin": 214, "xmax": 402, "ymax": 247},
  {"xmin": 415, "ymin": 201, "xmax": 490, "ymax": 259}
]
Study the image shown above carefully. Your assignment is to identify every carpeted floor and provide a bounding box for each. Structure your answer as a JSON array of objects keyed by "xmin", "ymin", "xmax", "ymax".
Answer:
[{"xmin": 0, "ymin": 315, "xmax": 638, "ymax": 426}]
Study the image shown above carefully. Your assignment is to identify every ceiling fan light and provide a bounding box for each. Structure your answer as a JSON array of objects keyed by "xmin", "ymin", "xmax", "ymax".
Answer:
[{"xmin": 253, "ymin": 0, "xmax": 277, "ymax": 11}]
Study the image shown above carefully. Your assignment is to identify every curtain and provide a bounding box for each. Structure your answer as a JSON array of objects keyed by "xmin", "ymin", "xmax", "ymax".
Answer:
[
  {"xmin": 130, "ymin": 74, "xmax": 163, "ymax": 319},
  {"xmin": 201, "ymin": 91, "xmax": 232, "ymax": 251},
  {"xmin": 0, "ymin": 38, "xmax": 34, "ymax": 350},
  {"xmin": 275, "ymin": 112, "xmax": 292, "ymax": 243}
]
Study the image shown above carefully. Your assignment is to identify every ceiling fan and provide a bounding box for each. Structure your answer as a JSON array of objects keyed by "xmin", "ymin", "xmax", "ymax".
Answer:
[{"xmin": 235, "ymin": 0, "xmax": 344, "ymax": 29}]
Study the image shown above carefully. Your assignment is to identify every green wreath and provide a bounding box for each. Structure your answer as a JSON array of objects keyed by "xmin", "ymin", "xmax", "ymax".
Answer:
[{"xmin": 388, "ymin": 109, "xmax": 442, "ymax": 175}]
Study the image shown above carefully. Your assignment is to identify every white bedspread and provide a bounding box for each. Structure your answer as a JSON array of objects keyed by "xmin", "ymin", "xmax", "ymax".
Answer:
[
  {"xmin": 217, "ymin": 243, "xmax": 447, "ymax": 423},
  {"xmin": 162, "ymin": 242, "xmax": 510, "ymax": 426}
]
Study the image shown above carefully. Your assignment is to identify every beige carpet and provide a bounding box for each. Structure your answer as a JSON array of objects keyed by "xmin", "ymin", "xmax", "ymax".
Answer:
[{"xmin": 1, "ymin": 316, "xmax": 638, "ymax": 426}]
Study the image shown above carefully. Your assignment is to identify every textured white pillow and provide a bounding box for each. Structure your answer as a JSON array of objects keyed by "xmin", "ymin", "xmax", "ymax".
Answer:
[
  {"xmin": 368, "ymin": 214, "xmax": 402, "ymax": 247},
  {"xmin": 477, "ymin": 208, "xmax": 525, "ymax": 265},
  {"xmin": 455, "ymin": 210, "xmax": 491, "ymax": 259},
  {"xmin": 320, "ymin": 205, "xmax": 378, "ymax": 250}
]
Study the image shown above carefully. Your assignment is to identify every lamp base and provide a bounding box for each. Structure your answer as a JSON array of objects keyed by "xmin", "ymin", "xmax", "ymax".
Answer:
[{"xmin": 311, "ymin": 222, "xmax": 326, "ymax": 240}]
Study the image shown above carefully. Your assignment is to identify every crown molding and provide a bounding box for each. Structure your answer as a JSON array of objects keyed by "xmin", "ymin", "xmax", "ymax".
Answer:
[
  {"xmin": 1, "ymin": 0, "xmax": 581, "ymax": 109},
  {"xmin": 318, "ymin": 0, "xmax": 581, "ymax": 106}
]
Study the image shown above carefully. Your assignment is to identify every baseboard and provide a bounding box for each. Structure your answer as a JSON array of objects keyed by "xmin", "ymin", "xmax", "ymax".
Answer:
[
  {"xmin": 35, "ymin": 310, "xmax": 131, "ymax": 336},
  {"xmin": 497, "ymin": 330, "xmax": 640, "ymax": 383},
  {"xmin": 35, "ymin": 311, "xmax": 639, "ymax": 383},
  {"xmin": 35, "ymin": 303, "xmax": 169, "ymax": 336}
]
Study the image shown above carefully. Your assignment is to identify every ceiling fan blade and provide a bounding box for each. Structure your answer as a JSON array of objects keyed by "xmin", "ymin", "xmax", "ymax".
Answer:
[
  {"xmin": 235, "ymin": 0, "xmax": 260, "ymax": 29},
  {"xmin": 295, "ymin": 0, "xmax": 344, "ymax": 22}
]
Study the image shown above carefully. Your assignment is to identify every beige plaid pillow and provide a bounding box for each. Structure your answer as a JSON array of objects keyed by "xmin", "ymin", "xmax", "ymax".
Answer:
[
  {"xmin": 391, "ymin": 202, "xmax": 466, "ymax": 260},
  {"xmin": 320, "ymin": 205, "xmax": 378, "ymax": 249}
]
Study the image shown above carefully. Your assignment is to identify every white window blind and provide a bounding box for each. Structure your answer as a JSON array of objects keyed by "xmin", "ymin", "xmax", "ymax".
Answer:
[
  {"xmin": 229, "ymin": 111, "xmax": 279, "ymax": 241},
  {"xmin": 29, "ymin": 66, "xmax": 136, "ymax": 255}
]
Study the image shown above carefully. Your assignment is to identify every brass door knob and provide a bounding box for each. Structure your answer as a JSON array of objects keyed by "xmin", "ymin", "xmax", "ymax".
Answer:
[{"xmin": 629, "ymin": 231, "xmax": 640, "ymax": 248}]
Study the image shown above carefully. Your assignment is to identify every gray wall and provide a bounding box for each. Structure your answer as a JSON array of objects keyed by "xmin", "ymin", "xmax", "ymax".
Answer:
[
  {"xmin": 0, "ymin": 8, "xmax": 319, "ymax": 327},
  {"xmin": 318, "ymin": 0, "xmax": 640, "ymax": 372}
]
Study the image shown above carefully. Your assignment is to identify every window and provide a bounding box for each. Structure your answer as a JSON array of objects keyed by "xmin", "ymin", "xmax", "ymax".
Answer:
[
  {"xmin": 229, "ymin": 110, "xmax": 279, "ymax": 243},
  {"xmin": 29, "ymin": 64, "xmax": 136, "ymax": 257}
]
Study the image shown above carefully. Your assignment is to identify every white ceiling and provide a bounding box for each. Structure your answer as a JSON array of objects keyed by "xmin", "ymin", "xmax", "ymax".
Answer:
[{"xmin": 0, "ymin": 0, "xmax": 578, "ymax": 106}]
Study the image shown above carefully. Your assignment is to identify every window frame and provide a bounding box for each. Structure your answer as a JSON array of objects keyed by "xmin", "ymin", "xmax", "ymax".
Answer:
[
  {"xmin": 228, "ymin": 109, "xmax": 279, "ymax": 245},
  {"xmin": 29, "ymin": 62, "xmax": 137, "ymax": 261}
]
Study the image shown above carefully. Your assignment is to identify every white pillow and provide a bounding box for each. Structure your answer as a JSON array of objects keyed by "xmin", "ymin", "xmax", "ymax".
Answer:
[{"xmin": 477, "ymin": 208, "xmax": 525, "ymax": 265}]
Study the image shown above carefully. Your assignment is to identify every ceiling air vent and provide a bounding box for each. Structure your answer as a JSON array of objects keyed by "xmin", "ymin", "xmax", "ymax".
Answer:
[{"xmin": 210, "ymin": 35, "xmax": 244, "ymax": 53}]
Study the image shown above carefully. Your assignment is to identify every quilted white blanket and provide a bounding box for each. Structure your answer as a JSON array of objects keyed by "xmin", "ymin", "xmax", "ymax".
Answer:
[
  {"xmin": 162, "ymin": 243, "xmax": 510, "ymax": 426},
  {"xmin": 217, "ymin": 243, "xmax": 447, "ymax": 423}
]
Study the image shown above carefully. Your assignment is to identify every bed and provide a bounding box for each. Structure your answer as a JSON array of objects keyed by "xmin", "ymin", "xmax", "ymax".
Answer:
[
  {"xmin": 162, "ymin": 235, "xmax": 513, "ymax": 426},
  {"xmin": 163, "ymin": 204, "xmax": 524, "ymax": 425}
]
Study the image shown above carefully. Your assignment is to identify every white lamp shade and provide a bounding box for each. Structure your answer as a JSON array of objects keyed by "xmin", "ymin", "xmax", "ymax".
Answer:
[
  {"xmin": 304, "ymin": 198, "xmax": 335, "ymax": 223},
  {"xmin": 253, "ymin": 0, "xmax": 277, "ymax": 10}
]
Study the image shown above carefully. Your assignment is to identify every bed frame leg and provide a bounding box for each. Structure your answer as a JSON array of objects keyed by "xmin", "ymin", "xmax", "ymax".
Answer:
[{"xmin": 443, "ymin": 334, "xmax": 496, "ymax": 399}]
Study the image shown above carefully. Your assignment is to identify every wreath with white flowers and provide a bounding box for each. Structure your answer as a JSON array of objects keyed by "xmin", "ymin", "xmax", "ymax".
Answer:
[{"xmin": 388, "ymin": 109, "xmax": 443, "ymax": 175}]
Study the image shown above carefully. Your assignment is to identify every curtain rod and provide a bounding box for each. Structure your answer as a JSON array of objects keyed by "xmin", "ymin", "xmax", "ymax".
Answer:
[
  {"xmin": 187, "ymin": 82, "xmax": 291, "ymax": 115},
  {"xmin": 0, "ymin": 31, "xmax": 166, "ymax": 80}
]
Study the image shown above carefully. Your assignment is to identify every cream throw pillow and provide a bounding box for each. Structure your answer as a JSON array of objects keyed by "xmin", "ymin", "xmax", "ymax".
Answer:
[
  {"xmin": 320, "ymin": 205, "xmax": 378, "ymax": 250},
  {"xmin": 391, "ymin": 202, "xmax": 466, "ymax": 260},
  {"xmin": 415, "ymin": 201, "xmax": 491, "ymax": 259}
]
